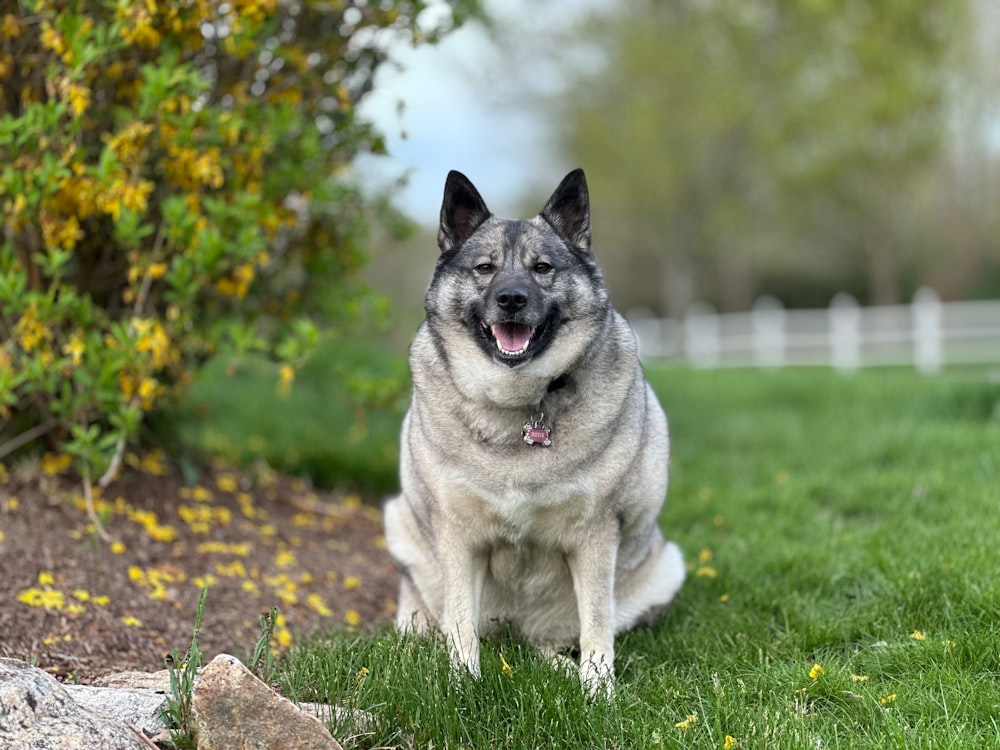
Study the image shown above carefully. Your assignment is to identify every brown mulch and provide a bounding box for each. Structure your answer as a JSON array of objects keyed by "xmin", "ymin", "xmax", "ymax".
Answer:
[{"xmin": 0, "ymin": 454, "xmax": 398, "ymax": 685}]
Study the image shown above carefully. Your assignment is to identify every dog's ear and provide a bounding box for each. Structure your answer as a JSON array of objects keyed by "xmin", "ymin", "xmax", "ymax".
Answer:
[
  {"xmin": 439, "ymin": 171, "xmax": 491, "ymax": 254},
  {"xmin": 540, "ymin": 168, "xmax": 591, "ymax": 254}
]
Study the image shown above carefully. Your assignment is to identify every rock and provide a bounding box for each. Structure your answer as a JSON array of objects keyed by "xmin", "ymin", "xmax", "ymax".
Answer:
[
  {"xmin": 64, "ymin": 683, "xmax": 169, "ymax": 738},
  {"xmin": 0, "ymin": 658, "xmax": 148, "ymax": 750},
  {"xmin": 193, "ymin": 654, "xmax": 343, "ymax": 750},
  {"xmin": 91, "ymin": 669, "xmax": 173, "ymax": 692}
]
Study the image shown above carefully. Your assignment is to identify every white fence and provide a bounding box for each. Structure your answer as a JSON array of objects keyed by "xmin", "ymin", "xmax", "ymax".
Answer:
[{"xmin": 629, "ymin": 287, "xmax": 1000, "ymax": 374}]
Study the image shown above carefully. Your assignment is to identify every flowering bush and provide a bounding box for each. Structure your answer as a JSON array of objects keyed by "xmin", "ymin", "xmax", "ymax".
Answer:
[{"xmin": 0, "ymin": 0, "xmax": 477, "ymax": 484}]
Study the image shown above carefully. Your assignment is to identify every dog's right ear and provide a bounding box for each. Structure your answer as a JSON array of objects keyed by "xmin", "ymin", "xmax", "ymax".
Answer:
[{"xmin": 438, "ymin": 171, "xmax": 491, "ymax": 254}]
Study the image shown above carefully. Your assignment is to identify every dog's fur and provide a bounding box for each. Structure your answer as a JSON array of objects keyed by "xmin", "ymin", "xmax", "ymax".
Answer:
[{"xmin": 383, "ymin": 169, "xmax": 685, "ymax": 695}]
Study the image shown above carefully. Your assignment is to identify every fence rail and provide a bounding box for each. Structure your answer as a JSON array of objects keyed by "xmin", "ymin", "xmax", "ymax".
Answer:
[{"xmin": 628, "ymin": 287, "xmax": 1000, "ymax": 373}]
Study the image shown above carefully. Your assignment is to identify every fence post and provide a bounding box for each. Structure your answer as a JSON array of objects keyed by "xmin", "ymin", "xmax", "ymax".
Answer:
[
  {"xmin": 628, "ymin": 307, "xmax": 663, "ymax": 359},
  {"xmin": 752, "ymin": 295, "xmax": 785, "ymax": 369},
  {"xmin": 912, "ymin": 286, "xmax": 942, "ymax": 375},
  {"xmin": 684, "ymin": 302, "xmax": 720, "ymax": 368},
  {"xmin": 829, "ymin": 293, "xmax": 861, "ymax": 372}
]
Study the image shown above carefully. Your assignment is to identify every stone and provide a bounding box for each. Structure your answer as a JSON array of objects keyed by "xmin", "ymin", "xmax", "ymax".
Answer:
[
  {"xmin": 192, "ymin": 654, "xmax": 343, "ymax": 750},
  {"xmin": 64, "ymin": 683, "xmax": 169, "ymax": 738},
  {"xmin": 91, "ymin": 669, "xmax": 173, "ymax": 692},
  {"xmin": 0, "ymin": 658, "xmax": 148, "ymax": 750}
]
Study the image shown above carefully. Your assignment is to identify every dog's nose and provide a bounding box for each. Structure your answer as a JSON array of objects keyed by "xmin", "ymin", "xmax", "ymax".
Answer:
[{"xmin": 496, "ymin": 287, "xmax": 528, "ymax": 313}]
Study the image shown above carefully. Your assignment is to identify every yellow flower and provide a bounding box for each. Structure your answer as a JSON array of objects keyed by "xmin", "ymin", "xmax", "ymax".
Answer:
[
  {"xmin": 191, "ymin": 485, "xmax": 213, "ymax": 503},
  {"xmin": 110, "ymin": 541, "xmax": 126, "ymax": 554},
  {"xmin": 139, "ymin": 450, "xmax": 168, "ymax": 476},
  {"xmin": 695, "ymin": 566, "xmax": 717, "ymax": 578},
  {"xmin": 215, "ymin": 473, "xmax": 239, "ymax": 493},
  {"xmin": 343, "ymin": 575, "xmax": 361, "ymax": 590},
  {"xmin": 65, "ymin": 82, "xmax": 91, "ymax": 118},
  {"xmin": 675, "ymin": 712, "xmax": 698, "ymax": 730},
  {"xmin": 809, "ymin": 663, "xmax": 825, "ymax": 680},
  {"xmin": 72, "ymin": 590, "xmax": 91, "ymax": 602},
  {"xmin": 850, "ymin": 674, "xmax": 869, "ymax": 682},
  {"xmin": 910, "ymin": 630, "xmax": 926, "ymax": 641},
  {"xmin": 121, "ymin": 615, "xmax": 143, "ymax": 627},
  {"xmin": 192, "ymin": 574, "xmax": 218, "ymax": 589},
  {"xmin": 499, "ymin": 652, "xmax": 514, "ymax": 678},
  {"xmin": 18, "ymin": 587, "xmax": 65, "ymax": 611},
  {"xmin": 344, "ymin": 609, "xmax": 361, "ymax": 627},
  {"xmin": 241, "ymin": 580, "xmax": 261, "ymax": 596},
  {"xmin": 215, "ymin": 560, "xmax": 247, "ymax": 578},
  {"xmin": 38, "ymin": 571, "xmax": 55, "ymax": 586},
  {"xmin": 1, "ymin": 14, "xmax": 23, "ymax": 39},
  {"xmin": 306, "ymin": 593, "xmax": 332, "ymax": 617},
  {"xmin": 41, "ymin": 214, "xmax": 85, "ymax": 252},
  {"xmin": 103, "ymin": 122, "xmax": 155, "ymax": 167},
  {"xmin": 354, "ymin": 667, "xmax": 370, "ymax": 685},
  {"xmin": 137, "ymin": 377, "xmax": 158, "ymax": 408},
  {"xmin": 62, "ymin": 333, "xmax": 86, "ymax": 366},
  {"xmin": 879, "ymin": 694, "xmax": 897, "ymax": 706},
  {"xmin": 277, "ymin": 364, "xmax": 295, "ymax": 397},
  {"xmin": 724, "ymin": 736, "xmax": 738, "ymax": 750},
  {"xmin": 274, "ymin": 549, "xmax": 297, "ymax": 569},
  {"xmin": 15, "ymin": 303, "xmax": 53, "ymax": 353},
  {"xmin": 39, "ymin": 22, "xmax": 66, "ymax": 56},
  {"xmin": 698, "ymin": 548, "xmax": 713, "ymax": 564}
]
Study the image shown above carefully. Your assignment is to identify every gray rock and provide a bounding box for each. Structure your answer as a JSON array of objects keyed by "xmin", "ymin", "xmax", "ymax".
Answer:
[
  {"xmin": 192, "ymin": 654, "xmax": 342, "ymax": 750},
  {"xmin": 91, "ymin": 670, "xmax": 173, "ymax": 693},
  {"xmin": 0, "ymin": 658, "xmax": 148, "ymax": 750},
  {"xmin": 64, "ymin": 684, "xmax": 169, "ymax": 737}
]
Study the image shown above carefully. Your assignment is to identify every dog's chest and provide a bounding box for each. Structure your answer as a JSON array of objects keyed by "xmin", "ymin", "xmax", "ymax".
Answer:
[{"xmin": 448, "ymin": 474, "xmax": 599, "ymax": 547}]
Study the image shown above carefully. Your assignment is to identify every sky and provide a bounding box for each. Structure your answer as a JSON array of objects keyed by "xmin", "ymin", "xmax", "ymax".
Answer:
[{"xmin": 356, "ymin": 1, "xmax": 595, "ymax": 223}]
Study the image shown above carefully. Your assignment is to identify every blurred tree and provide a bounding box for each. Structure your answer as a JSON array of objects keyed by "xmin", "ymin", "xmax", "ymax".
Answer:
[
  {"xmin": 553, "ymin": 0, "xmax": 970, "ymax": 314},
  {"xmin": 0, "ymin": 0, "xmax": 480, "ymax": 487}
]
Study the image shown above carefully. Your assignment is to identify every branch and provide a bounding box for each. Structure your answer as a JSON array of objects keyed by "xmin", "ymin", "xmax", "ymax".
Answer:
[{"xmin": 0, "ymin": 419, "xmax": 59, "ymax": 461}]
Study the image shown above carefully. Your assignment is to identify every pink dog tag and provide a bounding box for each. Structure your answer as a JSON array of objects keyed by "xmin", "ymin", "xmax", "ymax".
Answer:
[{"xmin": 522, "ymin": 419, "xmax": 552, "ymax": 447}]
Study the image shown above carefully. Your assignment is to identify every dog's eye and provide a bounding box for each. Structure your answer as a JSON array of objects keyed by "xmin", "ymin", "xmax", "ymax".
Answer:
[
  {"xmin": 475, "ymin": 263, "xmax": 494, "ymax": 275},
  {"xmin": 534, "ymin": 262, "xmax": 553, "ymax": 275}
]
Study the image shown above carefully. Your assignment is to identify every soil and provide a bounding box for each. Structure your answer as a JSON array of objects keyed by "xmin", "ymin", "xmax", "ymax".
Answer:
[{"xmin": 0, "ymin": 454, "xmax": 398, "ymax": 685}]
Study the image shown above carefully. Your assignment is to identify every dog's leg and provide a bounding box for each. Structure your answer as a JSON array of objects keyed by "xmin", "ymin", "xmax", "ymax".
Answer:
[
  {"xmin": 567, "ymin": 527, "xmax": 619, "ymax": 699},
  {"xmin": 396, "ymin": 572, "xmax": 433, "ymax": 635},
  {"xmin": 438, "ymin": 536, "xmax": 488, "ymax": 679}
]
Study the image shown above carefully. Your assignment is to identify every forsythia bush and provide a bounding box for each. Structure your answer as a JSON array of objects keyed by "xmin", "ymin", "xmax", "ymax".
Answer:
[{"xmin": 0, "ymin": 0, "xmax": 477, "ymax": 482}]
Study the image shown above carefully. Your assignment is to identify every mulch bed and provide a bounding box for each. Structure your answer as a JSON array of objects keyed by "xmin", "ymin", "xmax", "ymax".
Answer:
[{"xmin": 0, "ymin": 454, "xmax": 398, "ymax": 684}]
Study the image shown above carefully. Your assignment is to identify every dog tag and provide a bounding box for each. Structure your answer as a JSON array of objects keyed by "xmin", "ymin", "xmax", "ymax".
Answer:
[{"xmin": 523, "ymin": 418, "xmax": 552, "ymax": 447}]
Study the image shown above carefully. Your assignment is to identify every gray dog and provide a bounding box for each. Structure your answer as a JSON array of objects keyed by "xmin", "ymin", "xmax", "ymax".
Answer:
[{"xmin": 383, "ymin": 168, "xmax": 684, "ymax": 696}]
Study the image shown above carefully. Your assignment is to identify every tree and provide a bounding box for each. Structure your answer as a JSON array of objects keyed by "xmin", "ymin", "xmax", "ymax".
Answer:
[
  {"xmin": 0, "ymin": 0, "xmax": 480, "ymax": 492},
  {"xmin": 551, "ymin": 0, "xmax": 968, "ymax": 314}
]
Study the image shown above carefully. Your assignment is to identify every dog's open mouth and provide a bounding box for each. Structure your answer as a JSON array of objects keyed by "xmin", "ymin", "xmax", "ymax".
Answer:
[{"xmin": 482, "ymin": 321, "xmax": 535, "ymax": 359}]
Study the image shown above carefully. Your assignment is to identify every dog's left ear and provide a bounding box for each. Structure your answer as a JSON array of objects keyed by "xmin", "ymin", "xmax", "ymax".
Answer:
[
  {"xmin": 540, "ymin": 168, "xmax": 591, "ymax": 254},
  {"xmin": 439, "ymin": 170, "xmax": 492, "ymax": 254}
]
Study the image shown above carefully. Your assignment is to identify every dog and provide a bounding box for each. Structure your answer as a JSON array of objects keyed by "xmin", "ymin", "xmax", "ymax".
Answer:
[{"xmin": 383, "ymin": 168, "xmax": 685, "ymax": 696}]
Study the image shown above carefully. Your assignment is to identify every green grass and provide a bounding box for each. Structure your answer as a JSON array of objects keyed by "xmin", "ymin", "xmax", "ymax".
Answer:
[
  {"xmin": 274, "ymin": 366, "xmax": 1000, "ymax": 749},
  {"xmin": 171, "ymin": 339, "xmax": 408, "ymax": 492}
]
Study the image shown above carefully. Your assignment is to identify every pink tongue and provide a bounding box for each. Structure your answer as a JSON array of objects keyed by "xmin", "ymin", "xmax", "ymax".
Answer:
[{"xmin": 492, "ymin": 323, "xmax": 533, "ymax": 352}]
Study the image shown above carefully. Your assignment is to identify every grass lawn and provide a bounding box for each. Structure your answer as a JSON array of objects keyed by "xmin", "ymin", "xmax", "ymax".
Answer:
[{"xmin": 278, "ymin": 366, "xmax": 1000, "ymax": 748}]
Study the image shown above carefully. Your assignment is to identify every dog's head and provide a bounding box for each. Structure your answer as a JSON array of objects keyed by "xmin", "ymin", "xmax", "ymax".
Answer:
[{"xmin": 426, "ymin": 169, "xmax": 610, "ymax": 369}]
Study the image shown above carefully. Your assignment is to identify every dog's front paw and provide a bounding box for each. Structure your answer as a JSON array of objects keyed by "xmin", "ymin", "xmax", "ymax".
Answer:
[
  {"xmin": 579, "ymin": 654, "xmax": 615, "ymax": 700},
  {"xmin": 446, "ymin": 627, "xmax": 482, "ymax": 680}
]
